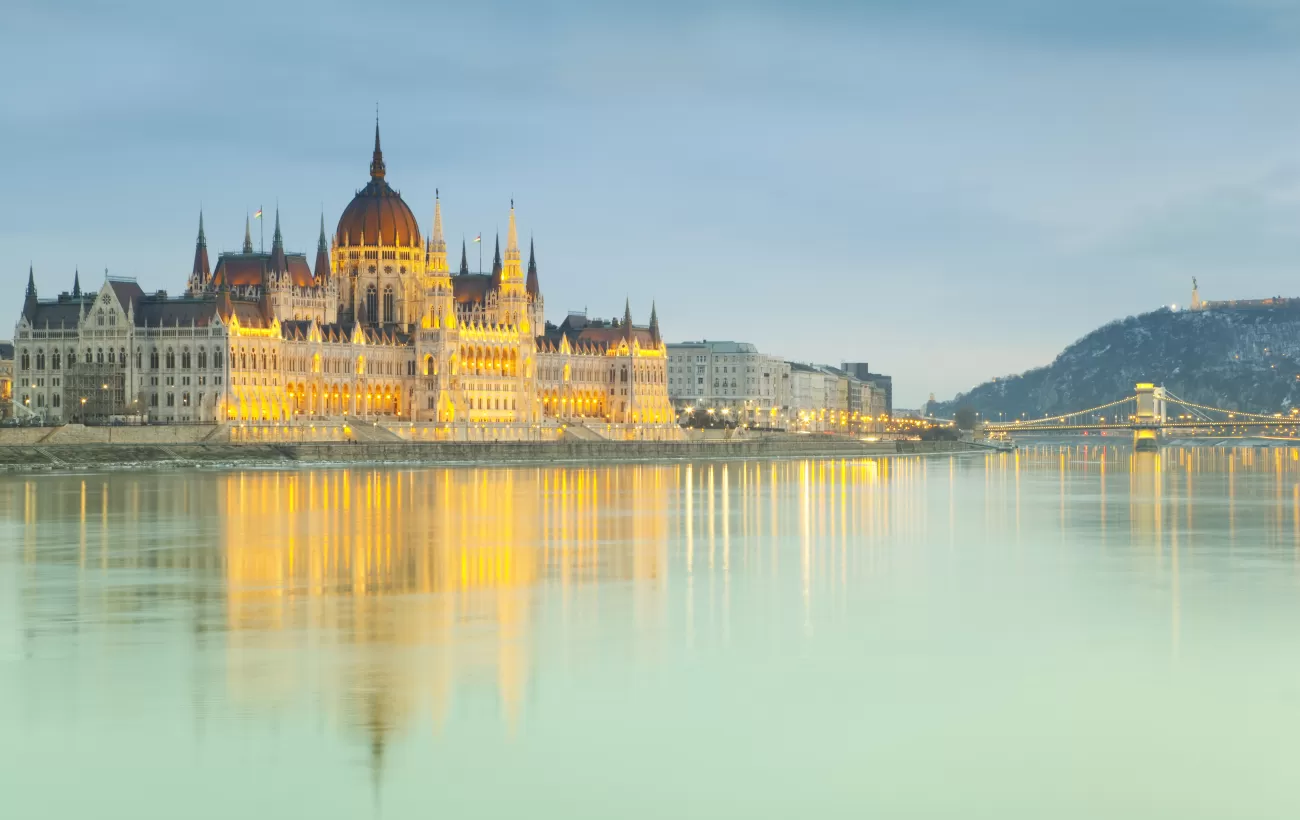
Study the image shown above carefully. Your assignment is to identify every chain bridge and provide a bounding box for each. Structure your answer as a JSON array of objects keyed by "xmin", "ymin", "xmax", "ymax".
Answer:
[{"xmin": 981, "ymin": 383, "xmax": 1298, "ymax": 450}]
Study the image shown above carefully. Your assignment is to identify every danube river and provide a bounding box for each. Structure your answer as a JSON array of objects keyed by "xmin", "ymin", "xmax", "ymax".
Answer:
[{"xmin": 3, "ymin": 447, "xmax": 1300, "ymax": 818}]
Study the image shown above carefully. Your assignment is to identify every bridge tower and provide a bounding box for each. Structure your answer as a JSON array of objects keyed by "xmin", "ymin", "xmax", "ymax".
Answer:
[{"xmin": 1133, "ymin": 382, "xmax": 1166, "ymax": 451}]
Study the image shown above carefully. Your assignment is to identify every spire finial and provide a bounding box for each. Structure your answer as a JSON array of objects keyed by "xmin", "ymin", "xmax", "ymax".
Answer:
[
  {"xmin": 370, "ymin": 109, "xmax": 386, "ymax": 179},
  {"xmin": 197, "ymin": 209, "xmax": 206, "ymax": 246}
]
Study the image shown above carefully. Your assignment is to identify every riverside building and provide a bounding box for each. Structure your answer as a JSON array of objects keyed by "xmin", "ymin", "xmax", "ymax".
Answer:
[
  {"xmin": 12, "ymin": 122, "xmax": 676, "ymax": 440},
  {"xmin": 666, "ymin": 340, "xmax": 790, "ymax": 426}
]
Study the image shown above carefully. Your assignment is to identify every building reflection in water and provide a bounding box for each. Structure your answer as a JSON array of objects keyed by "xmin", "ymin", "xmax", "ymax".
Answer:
[{"xmin": 7, "ymin": 447, "xmax": 1300, "ymax": 799}]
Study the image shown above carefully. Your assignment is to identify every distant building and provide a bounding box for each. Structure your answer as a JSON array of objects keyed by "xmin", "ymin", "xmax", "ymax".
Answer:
[
  {"xmin": 667, "ymin": 340, "xmax": 790, "ymax": 426},
  {"xmin": 841, "ymin": 362, "xmax": 892, "ymax": 417}
]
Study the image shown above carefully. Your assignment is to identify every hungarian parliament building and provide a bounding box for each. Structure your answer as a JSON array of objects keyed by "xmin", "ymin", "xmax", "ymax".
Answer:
[{"xmin": 13, "ymin": 123, "xmax": 676, "ymax": 439}]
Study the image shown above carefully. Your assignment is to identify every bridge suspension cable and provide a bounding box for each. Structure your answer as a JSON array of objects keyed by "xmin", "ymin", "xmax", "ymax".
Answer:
[
  {"xmin": 985, "ymin": 395, "xmax": 1137, "ymax": 428},
  {"xmin": 1159, "ymin": 394, "xmax": 1284, "ymax": 422}
]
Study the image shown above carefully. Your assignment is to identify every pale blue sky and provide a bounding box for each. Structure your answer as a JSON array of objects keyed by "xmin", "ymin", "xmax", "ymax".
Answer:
[{"xmin": 6, "ymin": 0, "xmax": 1300, "ymax": 405}]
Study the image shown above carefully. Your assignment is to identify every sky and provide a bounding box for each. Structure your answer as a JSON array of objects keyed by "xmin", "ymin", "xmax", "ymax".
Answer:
[{"xmin": 6, "ymin": 0, "xmax": 1300, "ymax": 406}]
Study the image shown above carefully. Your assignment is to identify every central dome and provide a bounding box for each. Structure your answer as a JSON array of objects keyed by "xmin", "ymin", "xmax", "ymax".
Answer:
[{"xmin": 335, "ymin": 122, "xmax": 421, "ymax": 249}]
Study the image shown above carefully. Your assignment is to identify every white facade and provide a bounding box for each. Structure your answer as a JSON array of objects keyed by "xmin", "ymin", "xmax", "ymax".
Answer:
[{"xmin": 667, "ymin": 340, "xmax": 790, "ymax": 426}]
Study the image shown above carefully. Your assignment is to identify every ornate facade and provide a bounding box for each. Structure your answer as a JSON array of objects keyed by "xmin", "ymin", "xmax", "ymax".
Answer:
[{"xmin": 13, "ymin": 123, "xmax": 676, "ymax": 439}]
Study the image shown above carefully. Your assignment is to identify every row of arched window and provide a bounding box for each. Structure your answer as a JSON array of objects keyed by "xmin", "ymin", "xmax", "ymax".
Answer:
[{"xmin": 20, "ymin": 346, "xmax": 224, "ymax": 372}]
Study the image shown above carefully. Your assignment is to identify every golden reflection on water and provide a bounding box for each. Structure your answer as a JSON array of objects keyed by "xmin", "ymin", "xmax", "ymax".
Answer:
[{"xmin": 7, "ymin": 447, "xmax": 1300, "ymax": 801}]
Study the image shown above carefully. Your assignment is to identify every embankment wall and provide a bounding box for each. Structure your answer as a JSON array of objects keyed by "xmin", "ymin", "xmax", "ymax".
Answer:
[{"xmin": 0, "ymin": 436, "xmax": 978, "ymax": 472}]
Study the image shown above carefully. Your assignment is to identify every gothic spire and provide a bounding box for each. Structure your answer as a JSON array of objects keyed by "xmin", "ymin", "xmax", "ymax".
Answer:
[
  {"xmin": 243, "ymin": 214, "xmax": 253, "ymax": 254},
  {"xmin": 459, "ymin": 238, "xmax": 469, "ymax": 276},
  {"xmin": 192, "ymin": 210, "xmax": 211, "ymax": 284},
  {"xmin": 370, "ymin": 113, "xmax": 386, "ymax": 180},
  {"xmin": 649, "ymin": 301, "xmax": 661, "ymax": 344},
  {"xmin": 429, "ymin": 189, "xmax": 447, "ymax": 273},
  {"xmin": 624, "ymin": 298, "xmax": 634, "ymax": 340},
  {"xmin": 314, "ymin": 211, "xmax": 331, "ymax": 282},
  {"xmin": 525, "ymin": 237, "xmax": 540, "ymax": 297},
  {"xmin": 490, "ymin": 233, "xmax": 503, "ymax": 286},
  {"xmin": 269, "ymin": 207, "xmax": 288, "ymax": 274},
  {"xmin": 23, "ymin": 264, "xmax": 37, "ymax": 319},
  {"xmin": 72, "ymin": 267, "xmax": 82, "ymax": 298},
  {"xmin": 506, "ymin": 200, "xmax": 519, "ymax": 256}
]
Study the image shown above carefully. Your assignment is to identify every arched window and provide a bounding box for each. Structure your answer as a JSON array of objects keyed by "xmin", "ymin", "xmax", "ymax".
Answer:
[
  {"xmin": 108, "ymin": 312, "xmax": 116, "ymax": 327},
  {"xmin": 150, "ymin": 349, "xmax": 159, "ymax": 368},
  {"xmin": 214, "ymin": 349, "xmax": 224, "ymax": 368},
  {"xmin": 271, "ymin": 352, "xmax": 277, "ymax": 371},
  {"xmin": 96, "ymin": 348, "xmax": 104, "ymax": 364},
  {"xmin": 67, "ymin": 349, "xmax": 76, "ymax": 367},
  {"xmin": 119, "ymin": 348, "xmax": 126, "ymax": 368},
  {"xmin": 85, "ymin": 348, "xmax": 92, "ymax": 365},
  {"xmin": 241, "ymin": 352, "xmax": 247, "ymax": 370},
  {"xmin": 96, "ymin": 309, "xmax": 105, "ymax": 326},
  {"xmin": 52, "ymin": 394, "xmax": 60, "ymax": 408},
  {"xmin": 382, "ymin": 286, "xmax": 395, "ymax": 323},
  {"xmin": 165, "ymin": 349, "xmax": 175, "ymax": 369},
  {"xmin": 181, "ymin": 348, "xmax": 191, "ymax": 369},
  {"xmin": 260, "ymin": 352, "xmax": 267, "ymax": 370},
  {"xmin": 134, "ymin": 349, "xmax": 141, "ymax": 368},
  {"xmin": 34, "ymin": 350, "xmax": 45, "ymax": 370},
  {"xmin": 51, "ymin": 350, "xmax": 60, "ymax": 370},
  {"xmin": 198, "ymin": 349, "xmax": 207, "ymax": 369},
  {"xmin": 365, "ymin": 285, "xmax": 378, "ymax": 323},
  {"xmin": 107, "ymin": 348, "xmax": 115, "ymax": 364}
]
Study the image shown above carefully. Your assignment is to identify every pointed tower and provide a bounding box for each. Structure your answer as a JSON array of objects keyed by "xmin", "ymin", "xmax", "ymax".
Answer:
[
  {"xmin": 72, "ymin": 267, "xmax": 82, "ymax": 298},
  {"xmin": 269, "ymin": 208, "xmax": 288, "ymax": 275},
  {"xmin": 493, "ymin": 202, "xmax": 528, "ymax": 327},
  {"xmin": 192, "ymin": 210, "xmax": 211, "ymax": 285},
  {"xmin": 459, "ymin": 238, "xmax": 469, "ymax": 276},
  {"xmin": 243, "ymin": 214, "xmax": 254, "ymax": 254},
  {"xmin": 503, "ymin": 202, "xmax": 522, "ymax": 282},
  {"xmin": 490, "ymin": 233, "xmax": 503, "ymax": 285},
  {"xmin": 623, "ymin": 298, "xmax": 634, "ymax": 341},
  {"xmin": 526, "ymin": 238, "xmax": 544, "ymax": 332},
  {"xmin": 525, "ymin": 237, "xmax": 540, "ymax": 298},
  {"xmin": 428, "ymin": 189, "xmax": 447, "ymax": 273},
  {"xmin": 315, "ymin": 212, "xmax": 331, "ymax": 283},
  {"xmin": 649, "ymin": 301, "xmax": 661, "ymax": 345},
  {"xmin": 23, "ymin": 264, "xmax": 38, "ymax": 320}
]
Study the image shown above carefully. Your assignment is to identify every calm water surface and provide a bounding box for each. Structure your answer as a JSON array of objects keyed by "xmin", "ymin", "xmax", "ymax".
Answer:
[{"xmin": 3, "ymin": 447, "xmax": 1300, "ymax": 818}]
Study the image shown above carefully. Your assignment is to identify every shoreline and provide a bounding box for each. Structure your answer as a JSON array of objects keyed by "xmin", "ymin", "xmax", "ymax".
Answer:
[{"xmin": 0, "ymin": 438, "xmax": 982, "ymax": 474}]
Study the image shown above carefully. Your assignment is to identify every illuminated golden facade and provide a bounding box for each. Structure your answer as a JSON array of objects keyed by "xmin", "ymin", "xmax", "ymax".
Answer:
[{"xmin": 14, "ymin": 121, "xmax": 677, "ymax": 438}]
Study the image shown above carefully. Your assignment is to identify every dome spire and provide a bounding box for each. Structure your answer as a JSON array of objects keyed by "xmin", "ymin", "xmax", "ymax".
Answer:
[{"xmin": 370, "ymin": 108, "xmax": 386, "ymax": 180}]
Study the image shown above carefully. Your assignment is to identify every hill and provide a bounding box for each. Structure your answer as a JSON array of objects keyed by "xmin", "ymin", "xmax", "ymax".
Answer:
[{"xmin": 931, "ymin": 305, "xmax": 1300, "ymax": 420}]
